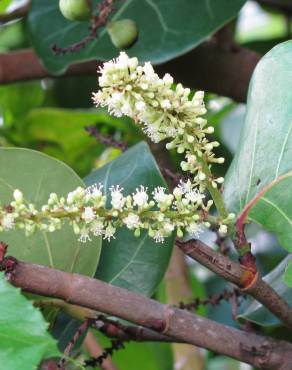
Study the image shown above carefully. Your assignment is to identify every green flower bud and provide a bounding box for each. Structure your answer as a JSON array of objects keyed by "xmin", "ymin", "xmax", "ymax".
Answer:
[
  {"xmin": 59, "ymin": 0, "xmax": 92, "ymax": 22},
  {"xmin": 107, "ymin": 19, "xmax": 138, "ymax": 50}
]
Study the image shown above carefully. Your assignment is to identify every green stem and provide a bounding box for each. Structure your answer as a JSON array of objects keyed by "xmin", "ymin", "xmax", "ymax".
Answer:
[{"xmin": 200, "ymin": 160, "xmax": 228, "ymax": 218}]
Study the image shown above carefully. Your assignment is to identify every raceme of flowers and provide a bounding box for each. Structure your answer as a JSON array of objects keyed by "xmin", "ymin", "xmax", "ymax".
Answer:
[
  {"xmin": 92, "ymin": 52, "xmax": 224, "ymax": 190},
  {"xmin": 0, "ymin": 54, "xmax": 235, "ymax": 244},
  {"xmin": 0, "ymin": 183, "xmax": 233, "ymax": 244}
]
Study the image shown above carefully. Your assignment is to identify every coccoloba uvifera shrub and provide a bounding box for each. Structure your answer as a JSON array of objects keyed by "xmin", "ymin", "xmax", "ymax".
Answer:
[{"xmin": 0, "ymin": 53, "xmax": 235, "ymax": 244}]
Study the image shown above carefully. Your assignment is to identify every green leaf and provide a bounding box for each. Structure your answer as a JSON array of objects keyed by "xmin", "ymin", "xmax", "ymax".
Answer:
[
  {"xmin": 28, "ymin": 0, "xmax": 246, "ymax": 74},
  {"xmin": 284, "ymin": 258, "xmax": 292, "ymax": 287},
  {"xmin": 84, "ymin": 141, "xmax": 174, "ymax": 296},
  {"xmin": 10, "ymin": 108, "xmax": 142, "ymax": 176},
  {"xmin": 224, "ymin": 41, "xmax": 292, "ymax": 253},
  {"xmin": 238, "ymin": 255, "xmax": 292, "ymax": 326},
  {"xmin": 0, "ymin": 273, "xmax": 59, "ymax": 369},
  {"xmin": 0, "ymin": 82, "xmax": 44, "ymax": 126},
  {"xmin": 0, "ymin": 148, "xmax": 101, "ymax": 276}
]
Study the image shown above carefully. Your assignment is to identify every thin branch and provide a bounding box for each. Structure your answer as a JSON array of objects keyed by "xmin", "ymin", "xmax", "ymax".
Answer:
[
  {"xmin": 176, "ymin": 239, "xmax": 292, "ymax": 331},
  {"xmin": 0, "ymin": 44, "xmax": 260, "ymax": 102},
  {"xmin": 4, "ymin": 259, "xmax": 292, "ymax": 369},
  {"xmin": 85, "ymin": 125, "xmax": 128, "ymax": 151}
]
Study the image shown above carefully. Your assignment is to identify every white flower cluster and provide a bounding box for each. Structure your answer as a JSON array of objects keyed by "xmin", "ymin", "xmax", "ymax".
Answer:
[
  {"xmin": 0, "ymin": 183, "xmax": 225, "ymax": 244},
  {"xmin": 92, "ymin": 52, "xmax": 224, "ymax": 189},
  {"xmin": 0, "ymin": 54, "xmax": 235, "ymax": 245}
]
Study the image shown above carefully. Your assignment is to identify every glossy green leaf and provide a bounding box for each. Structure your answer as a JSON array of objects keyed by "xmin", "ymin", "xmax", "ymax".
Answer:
[
  {"xmin": 0, "ymin": 273, "xmax": 59, "ymax": 369},
  {"xmin": 224, "ymin": 41, "xmax": 292, "ymax": 253},
  {"xmin": 239, "ymin": 255, "xmax": 292, "ymax": 326},
  {"xmin": 28, "ymin": 0, "xmax": 246, "ymax": 74},
  {"xmin": 0, "ymin": 148, "xmax": 101, "ymax": 276},
  {"xmin": 8, "ymin": 108, "xmax": 142, "ymax": 176},
  {"xmin": 84, "ymin": 141, "xmax": 174, "ymax": 296},
  {"xmin": 284, "ymin": 258, "xmax": 292, "ymax": 287}
]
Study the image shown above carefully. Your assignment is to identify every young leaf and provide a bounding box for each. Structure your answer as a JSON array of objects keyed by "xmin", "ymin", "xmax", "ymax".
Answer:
[
  {"xmin": 84, "ymin": 141, "xmax": 174, "ymax": 296},
  {"xmin": 224, "ymin": 41, "xmax": 292, "ymax": 253},
  {"xmin": 0, "ymin": 273, "xmax": 59, "ymax": 369},
  {"xmin": 28, "ymin": 0, "xmax": 246, "ymax": 74},
  {"xmin": 0, "ymin": 148, "xmax": 101, "ymax": 276}
]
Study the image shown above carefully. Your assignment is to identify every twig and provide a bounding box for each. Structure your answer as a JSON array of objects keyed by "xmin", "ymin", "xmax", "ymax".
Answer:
[
  {"xmin": 4, "ymin": 258, "xmax": 292, "ymax": 369},
  {"xmin": 176, "ymin": 239, "xmax": 292, "ymax": 331},
  {"xmin": 85, "ymin": 125, "xmax": 128, "ymax": 151}
]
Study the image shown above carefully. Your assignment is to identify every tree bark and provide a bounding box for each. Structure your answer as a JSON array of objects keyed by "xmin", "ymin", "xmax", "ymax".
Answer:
[{"xmin": 7, "ymin": 260, "xmax": 292, "ymax": 370}]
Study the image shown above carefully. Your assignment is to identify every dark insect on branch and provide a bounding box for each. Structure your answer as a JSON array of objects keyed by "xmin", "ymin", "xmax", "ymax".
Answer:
[
  {"xmin": 83, "ymin": 339, "xmax": 125, "ymax": 367},
  {"xmin": 52, "ymin": 0, "xmax": 117, "ymax": 55},
  {"xmin": 178, "ymin": 288, "xmax": 245, "ymax": 312},
  {"xmin": 85, "ymin": 125, "xmax": 128, "ymax": 151}
]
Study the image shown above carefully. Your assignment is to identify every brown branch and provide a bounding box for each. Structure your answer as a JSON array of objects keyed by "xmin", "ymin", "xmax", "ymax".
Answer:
[
  {"xmin": 176, "ymin": 239, "xmax": 292, "ymax": 331},
  {"xmin": 6, "ymin": 259, "xmax": 292, "ymax": 369},
  {"xmin": 0, "ymin": 43, "xmax": 260, "ymax": 102},
  {"xmin": 0, "ymin": 2, "xmax": 30, "ymax": 24}
]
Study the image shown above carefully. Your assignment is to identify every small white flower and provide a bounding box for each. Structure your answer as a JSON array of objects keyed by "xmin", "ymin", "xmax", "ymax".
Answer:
[
  {"xmin": 78, "ymin": 228, "xmax": 92, "ymax": 243},
  {"xmin": 90, "ymin": 220, "xmax": 104, "ymax": 236},
  {"xmin": 133, "ymin": 185, "xmax": 148, "ymax": 207},
  {"xmin": 162, "ymin": 222, "xmax": 175, "ymax": 234},
  {"xmin": 162, "ymin": 73, "xmax": 173, "ymax": 85},
  {"xmin": 143, "ymin": 62, "xmax": 155, "ymax": 76},
  {"xmin": 161, "ymin": 99, "xmax": 171, "ymax": 110},
  {"xmin": 185, "ymin": 190, "xmax": 205, "ymax": 204},
  {"xmin": 152, "ymin": 187, "xmax": 168, "ymax": 204},
  {"xmin": 82, "ymin": 207, "xmax": 95, "ymax": 223},
  {"xmin": 104, "ymin": 223, "xmax": 116, "ymax": 242},
  {"xmin": 110, "ymin": 185, "xmax": 126, "ymax": 210},
  {"xmin": 1, "ymin": 214, "xmax": 15, "ymax": 230},
  {"xmin": 135, "ymin": 101, "xmax": 146, "ymax": 111},
  {"xmin": 186, "ymin": 222, "xmax": 201, "ymax": 237},
  {"xmin": 86, "ymin": 183, "xmax": 103, "ymax": 198},
  {"xmin": 123, "ymin": 213, "xmax": 140, "ymax": 230},
  {"xmin": 178, "ymin": 179, "xmax": 193, "ymax": 194},
  {"xmin": 153, "ymin": 231, "xmax": 165, "ymax": 243}
]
